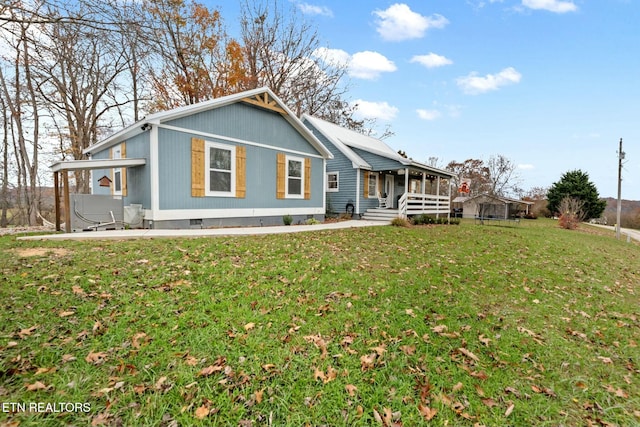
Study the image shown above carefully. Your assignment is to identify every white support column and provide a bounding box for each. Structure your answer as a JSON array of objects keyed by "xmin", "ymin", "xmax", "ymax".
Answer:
[
  {"xmin": 355, "ymin": 168, "xmax": 361, "ymax": 214},
  {"xmin": 436, "ymin": 176, "xmax": 441, "ymax": 219}
]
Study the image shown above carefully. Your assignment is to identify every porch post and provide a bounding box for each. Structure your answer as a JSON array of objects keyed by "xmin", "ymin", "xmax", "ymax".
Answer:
[
  {"xmin": 355, "ymin": 168, "xmax": 361, "ymax": 214},
  {"xmin": 421, "ymin": 172, "xmax": 426, "ymax": 195},
  {"xmin": 63, "ymin": 170, "xmax": 71, "ymax": 233},
  {"xmin": 404, "ymin": 168, "xmax": 409, "ymax": 193},
  {"xmin": 54, "ymin": 171, "xmax": 60, "ymax": 231},
  {"xmin": 436, "ymin": 176, "xmax": 441, "ymax": 219}
]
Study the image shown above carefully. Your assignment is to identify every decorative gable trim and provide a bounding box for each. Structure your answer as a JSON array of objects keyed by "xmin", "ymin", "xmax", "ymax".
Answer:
[{"xmin": 241, "ymin": 92, "xmax": 287, "ymax": 115}]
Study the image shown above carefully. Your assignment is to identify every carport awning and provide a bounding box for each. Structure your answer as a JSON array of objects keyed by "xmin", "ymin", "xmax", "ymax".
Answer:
[{"xmin": 51, "ymin": 158, "xmax": 146, "ymax": 172}]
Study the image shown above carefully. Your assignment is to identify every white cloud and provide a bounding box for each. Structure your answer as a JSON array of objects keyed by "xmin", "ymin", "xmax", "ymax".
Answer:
[
  {"xmin": 313, "ymin": 48, "xmax": 396, "ymax": 80},
  {"xmin": 411, "ymin": 53, "xmax": 453, "ymax": 69},
  {"xmin": 313, "ymin": 47, "xmax": 350, "ymax": 66},
  {"xmin": 416, "ymin": 109, "xmax": 442, "ymax": 121},
  {"xmin": 349, "ymin": 51, "xmax": 397, "ymax": 80},
  {"xmin": 522, "ymin": 0, "xmax": 577, "ymax": 13},
  {"xmin": 352, "ymin": 100, "xmax": 399, "ymax": 121},
  {"xmin": 296, "ymin": 2, "xmax": 333, "ymax": 17},
  {"xmin": 373, "ymin": 3, "xmax": 449, "ymax": 41},
  {"xmin": 518, "ymin": 164, "xmax": 535, "ymax": 170},
  {"xmin": 456, "ymin": 67, "xmax": 522, "ymax": 95}
]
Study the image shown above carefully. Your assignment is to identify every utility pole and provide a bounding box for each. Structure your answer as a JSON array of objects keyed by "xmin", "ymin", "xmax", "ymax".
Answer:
[{"xmin": 616, "ymin": 138, "xmax": 624, "ymax": 240}]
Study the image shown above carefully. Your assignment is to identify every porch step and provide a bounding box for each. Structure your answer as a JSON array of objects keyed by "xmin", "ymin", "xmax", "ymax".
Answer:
[{"xmin": 361, "ymin": 208, "xmax": 400, "ymax": 222}]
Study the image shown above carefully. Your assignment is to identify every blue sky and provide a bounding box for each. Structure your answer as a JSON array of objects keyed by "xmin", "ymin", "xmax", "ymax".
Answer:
[{"xmin": 219, "ymin": 0, "xmax": 639, "ymax": 199}]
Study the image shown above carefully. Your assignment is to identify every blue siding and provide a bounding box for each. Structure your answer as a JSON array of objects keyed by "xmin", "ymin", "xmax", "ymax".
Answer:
[
  {"xmin": 166, "ymin": 103, "xmax": 320, "ymax": 155},
  {"xmin": 351, "ymin": 148, "xmax": 404, "ymax": 171},
  {"xmin": 157, "ymin": 128, "xmax": 324, "ymax": 210},
  {"xmin": 90, "ymin": 132, "xmax": 150, "ymax": 207},
  {"xmin": 304, "ymin": 120, "xmax": 358, "ymax": 214}
]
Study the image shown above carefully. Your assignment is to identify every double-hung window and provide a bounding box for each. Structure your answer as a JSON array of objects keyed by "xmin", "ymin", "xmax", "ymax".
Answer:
[
  {"xmin": 327, "ymin": 172, "xmax": 339, "ymax": 192},
  {"xmin": 205, "ymin": 141, "xmax": 236, "ymax": 196},
  {"xmin": 286, "ymin": 155, "xmax": 304, "ymax": 198},
  {"xmin": 367, "ymin": 172, "xmax": 378, "ymax": 198}
]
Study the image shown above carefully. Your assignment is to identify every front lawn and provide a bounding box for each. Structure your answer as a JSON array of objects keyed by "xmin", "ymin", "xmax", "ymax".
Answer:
[{"xmin": 0, "ymin": 219, "xmax": 638, "ymax": 426}]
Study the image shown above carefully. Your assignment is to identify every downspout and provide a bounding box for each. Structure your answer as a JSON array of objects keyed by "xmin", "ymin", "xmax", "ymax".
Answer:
[{"xmin": 149, "ymin": 124, "xmax": 159, "ymax": 226}]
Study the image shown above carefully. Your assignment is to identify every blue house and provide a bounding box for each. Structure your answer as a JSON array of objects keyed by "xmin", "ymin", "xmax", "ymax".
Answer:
[
  {"xmin": 302, "ymin": 115, "xmax": 454, "ymax": 221},
  {"xmin": 51, "ymin": 88, "xmax": 333, "ymax": 230}
]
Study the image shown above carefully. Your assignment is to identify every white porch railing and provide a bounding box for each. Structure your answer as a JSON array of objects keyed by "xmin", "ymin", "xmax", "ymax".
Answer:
[{"xmin": 398, "ymin": 192, "xmax": 450, "ymax": 219}]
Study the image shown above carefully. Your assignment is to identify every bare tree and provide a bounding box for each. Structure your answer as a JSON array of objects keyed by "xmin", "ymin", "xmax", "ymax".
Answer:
[
  {"xmin": 446, "ymin": 159, "xmax": 491, "ymax": 197},
  {"xmin": 143, "ymin": 0, "xmax": 235, "ymax": 111},
  {"xmin": 0, "ymin": 12, "xmax": 42, "ymax": 225},
  {"xmin": 487, "ymin": 154, "xmax": 521, "ymax": 197},
  {"xmin": 239, "ymin": 0, "xmax": 352, "ymax": 121},
  {"xmin": 32, "ymin": 1, "xmax": 139, "ymax": 193}
]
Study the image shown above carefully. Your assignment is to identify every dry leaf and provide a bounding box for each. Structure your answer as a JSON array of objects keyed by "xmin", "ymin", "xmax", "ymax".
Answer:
[
  {"xmin": 405, "ymin": 308, "xmax": 416, "ymax": 317},
  {"xmin": 155, "ymin": 376, "xmax": 168, "ymax": 390},
  {"xmin": 478, "ymin": 334, "xmax": 491, "ymax": 346},
  {"xmin": 452, "ymin": 382, "xmax": 464, "ymax": 392},
  {"xmin": 25, "ymin": 381, "xmax": 49, "ymax": 391},
  {"xmin": 400, "ymin": 345, "xmax": 416, "ymax": 355},
  {"xmin": 72, "ymin": 285, "xmax": 85, "ymax": 295},
  {"xmin": 255, "ymin": 389, "xmax": 264, "ymax": 404},
  {"xmin": 345, "ymin": 384, "xmax": 358, "ymax": 397},
  {"xmin": 61, "ymin": 354, "xmax": 76, "ymax": 363},
  {"xmin": 18, "ymin": 325, "xmax": 38, "ymax": 339},
  {"xmin": 313, "ymin": 367, "xmax": 325, "ymax": 382},
  {"xmin": 417, "ymin": 403, "xmax": 437, "ymax": 421},
  {"xmin": 482, "ymin": 398, "xmax": 498, "ymax": 408},
  {"xmin": 598, "ymin": 356, "xmax": 613, "ymax": 364},
  {"xmin": 360, "ymin": 353, "xmax": 377, "ymax": 371},
  {"xmin": 505, "ymin": 403, "xmax": 515, "ymax": 417},
  {"xmin": 458, "ymin": 347, "xmax": 480, "ymax": 362},
  {"xmin": 91, "ymin": 412, "xmax": 110, "ymax": 426},
  {"xmin": 373, "ymin": 408, "xmax": 384, "ymax": 425},
  {"xmin": 85, "ymin": 351, "xmax": 108, "ymax": 365},
  {"xmin": 132, "ymin": 332, "xmax": 149, "ymax": 349},
  {"xmin": 59, "ymin": 310, "xmax": 75, "ymax": 317},
  {"xmin": 194, "ymin": 405, "xmax": 209, "ymax": 419},
  {"xmin": 244, "ymin": 322, "xmax": 256, "ymax": 331},
  {"xmin": 431, "ymin": 325, "xmax": 447, "ymax": 334}
]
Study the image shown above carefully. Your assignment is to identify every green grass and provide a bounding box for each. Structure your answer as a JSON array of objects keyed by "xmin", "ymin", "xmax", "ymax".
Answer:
[{"xmin": 0, "ymin": 219, "xmax": 638, "ymax": 426}]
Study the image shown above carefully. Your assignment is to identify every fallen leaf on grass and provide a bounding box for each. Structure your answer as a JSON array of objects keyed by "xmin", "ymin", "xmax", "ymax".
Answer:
[
  {"xmin": 244, "ymin": 322, "xmax": 256, "ymax": 331},
  {"xmin": 25, "ymin": 381, "xmax": 49, "ymax": 391},
  {"xmin": 457, "ymin": 347, "xmax": 480, "ymax": 362},
  {"xmin": 18, "ymin": 325, "xmax": 38, "ymax": 339},
  {"xmin": 59, "ymin": 310, "xmax": 75, "ymax": 317},
  {"xmin": 505, "ymin": 403, "xmax": 515, "ymax": 417},
  {"xmin": 417, "ymin": 403, "xmax": 437, "ymax": 421},
  {"xmin": 400, "ymin": 345, "xmax": 416, "ymax": 355},
  {"xmin": 61, "ymin": 354, "xmax": 76, "ymax": 363},
  {"xmin": 198, "ymin": 357, "xmax": 226, "ymax": 376},
  {"xmin": 531, "ymin": 384, "xmax": 556, "ymax": 397},
  {"xmin": 482, "ymin": 398, "xmax": 498, "ymax": 408},
  {"xmin": 405, "ymin": 308, "xmax": 416, "ymax": 317},
  {"xmin": 604, "ymin": 384, "xmax": 628, "ymax": 398},
  {"xmin": 85, "ymin": 351, "xmax": 108, "ymax": 365},
  {"xmin": 597, "ymin": 356, "xmax": 613, "ymax": 364},
  {"xmin": 360, "ymin": 353, "xmax": 377, "ymax": 371},
  {"xmin": 194, "ymin": 405, "xmax": 209, "ymax": 419},
  {"xmin": 72, "ymin": 285, "xmax": 85, "ymax": 295},
  {"xmin": 132, "ymin": 332, "xmax": 149, "ymax": 349},
  {"xmin": 345, "ymin": 384, "xmax": 358, "ymax": 397}
]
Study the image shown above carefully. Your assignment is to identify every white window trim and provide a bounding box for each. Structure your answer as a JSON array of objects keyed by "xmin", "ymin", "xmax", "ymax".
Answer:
[
  {"xmin": 113, "ymin": 145, "xmax": 123, "ymax": 196},
  {"xmin": 205, "ymin": 141, "xmax": 236, "ymax": 197},
  {"xmin": 285, "ymin": 155, "xmax": 304, "ymax": 199},
  {"xmin": 327, "ymin": 171, "xmax": 339, "ymax": 192},
  {"xmin": 368, "ymin": 172, "xmax": 378, "ymax": 198}
]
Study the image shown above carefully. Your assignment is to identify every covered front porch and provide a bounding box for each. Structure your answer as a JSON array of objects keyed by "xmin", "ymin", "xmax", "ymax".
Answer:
[{"xmin": 363, "ymin": 166, "xmax": 452, "ymax": 220}]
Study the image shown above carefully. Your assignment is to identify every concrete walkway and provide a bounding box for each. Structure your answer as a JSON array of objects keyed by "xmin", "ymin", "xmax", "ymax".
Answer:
[{"xmin": 17, "ymin": 220, "xmax": 388, "ymax": 241}]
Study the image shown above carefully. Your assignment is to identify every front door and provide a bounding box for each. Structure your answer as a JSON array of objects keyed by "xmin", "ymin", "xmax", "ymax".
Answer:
[{"xmin": 384, "ymin": 175, "xmax": 395, "ymax": 209}]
